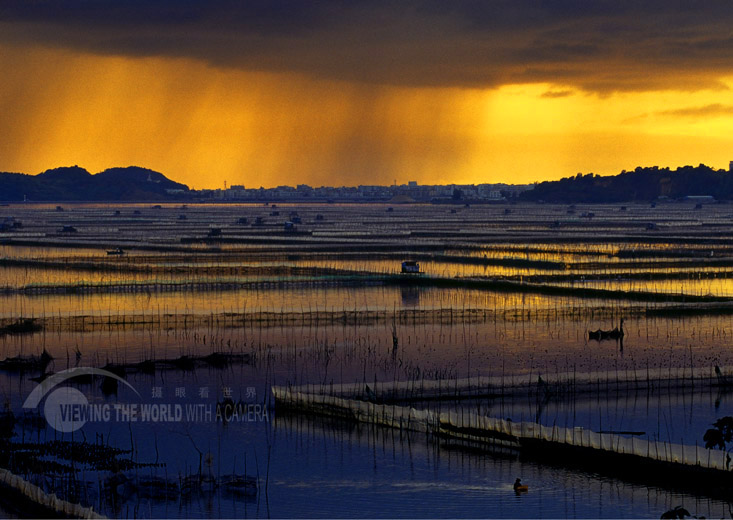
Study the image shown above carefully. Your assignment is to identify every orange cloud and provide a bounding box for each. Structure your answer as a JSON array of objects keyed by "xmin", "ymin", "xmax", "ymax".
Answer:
[{"xmin": 3, "ymin": 45, "xmax": 733, "ymax": 189}]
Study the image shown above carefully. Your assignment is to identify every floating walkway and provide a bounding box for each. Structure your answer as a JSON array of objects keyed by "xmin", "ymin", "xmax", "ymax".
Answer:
[
  {"xmin": 277, "ymin": 364, "xmax": 733, "ymax": 403},
  {"xmin": 272, "ymin": 370, "xmax": 733, "ymax": 489},
  {"xmin": 272, "ymin": 386, "xmax": 730, "ymax": 470},
  {"xmin": 0, "ymin": 467, "xmax": 105, "ymax": 519}
]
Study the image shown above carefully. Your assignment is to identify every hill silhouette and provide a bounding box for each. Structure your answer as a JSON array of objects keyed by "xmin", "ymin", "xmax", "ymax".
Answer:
[
  {"xmin": 520, "ymin": 164, "xmax": 733, "ymax": 203},
  {"xmin": 0, "ymin": 166, "xmax": 189, "ymax": 201}
]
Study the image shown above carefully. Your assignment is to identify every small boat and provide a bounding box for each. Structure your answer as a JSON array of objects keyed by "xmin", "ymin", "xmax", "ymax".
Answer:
[
  {"xmin": 180, "ymin": 474, "xmax": 216, "ymax": 495},
  {"xmin": 134, "ymin": 476, "xmax": 180, "ymax": 499},
  {"xmin": 513, "ymin": 478, "xmax": 528, "ymax": 493},
  {"xmin": 588, "ymin": 319, "xmax": 624, "ymax": 341},
  {"xmin": 401, "ymin": 261, "xmax": 421, "ymax": 274},
  {"xmin": 219, "ymin": 474, "xmax": 258, "ymax": 496},
  {"xmin": 106, "ymin": 247, "xmax": 125, "ymax": 255},
  {"xmin": 0, "ymin": 318, "xmax": 43, "ymax": 335}
]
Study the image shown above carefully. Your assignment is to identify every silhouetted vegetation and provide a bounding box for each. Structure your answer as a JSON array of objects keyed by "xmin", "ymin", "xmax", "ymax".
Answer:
[
  {"xmin": 521, "ymin": 164, "xmax": 733, "ymax": 203},
  {"xmin": 703, "ymin": 416, "xmax": 733, "ymax": 451},
  {"xmin": 0, "ymin": 165, "xmax": 188, "ymax": 201}
]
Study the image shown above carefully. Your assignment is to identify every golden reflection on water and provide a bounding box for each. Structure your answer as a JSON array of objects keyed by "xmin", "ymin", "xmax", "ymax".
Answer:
[{"xmin": 2, "ymin": 202, "xmax": 733, "ymax": 382}]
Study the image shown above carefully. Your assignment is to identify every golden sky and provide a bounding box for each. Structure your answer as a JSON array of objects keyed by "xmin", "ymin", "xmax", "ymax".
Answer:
[{"xmin": 3, "ymin": 2, "xmax": 733, "ymax": 189}]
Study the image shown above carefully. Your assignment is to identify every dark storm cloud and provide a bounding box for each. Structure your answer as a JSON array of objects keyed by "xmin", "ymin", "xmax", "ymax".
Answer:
[
  {"xmin": 541, "ymin": 90, "xmax": 574, "ymax": 98},
  {"xmin": 657, "ymin": 103, "xmax": 733, "ymax": 118},
  {"xmin": 2, "ymin": 0, "xmax": 733, "ymax": 92}
]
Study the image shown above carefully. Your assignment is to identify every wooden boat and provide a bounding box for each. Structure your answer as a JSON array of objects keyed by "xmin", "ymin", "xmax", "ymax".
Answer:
[
  {"xmin": 588, "ymin": 319, "xmax": 624, "ymax": 341},
  {"xmin": 401, "ymin": 261, "xmax": 421, "ymax": 274},
  {"xmin": 106, "ymin": 247, "xmax": 125, "ymax": 255},
  {"xmin": 219, "ymin": 474, "xmax": 258, "ymax": 496}
]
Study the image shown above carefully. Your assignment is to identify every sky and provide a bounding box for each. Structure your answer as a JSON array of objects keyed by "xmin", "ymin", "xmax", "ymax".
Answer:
[{"xmin": 3, "ymin": 1, "xmax": 733, "ymax": 189}]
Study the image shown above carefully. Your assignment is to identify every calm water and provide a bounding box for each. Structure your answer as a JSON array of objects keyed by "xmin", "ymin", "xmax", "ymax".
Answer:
[
  {"xmin": 3, "ymin": 203, "xmax": 733, "ymax": 517},
  {"xmin": 2, "ymin": 369, "xmax": 731, "ymax": 519},
  {"xmin": 1, "ymin": 364, "xmax": 732, "ymax": 518},
  {"xmin": 3, "ymin": 302, "xmax": 733, "ymax": 388}
]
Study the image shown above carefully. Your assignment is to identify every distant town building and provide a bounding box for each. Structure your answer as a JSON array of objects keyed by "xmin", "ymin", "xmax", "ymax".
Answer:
[{"xmin": 181, "ymin": 179, "xmax": 534, "ymax": 202}]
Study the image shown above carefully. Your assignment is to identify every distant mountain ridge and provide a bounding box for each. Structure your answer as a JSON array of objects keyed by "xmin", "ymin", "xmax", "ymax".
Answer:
[
  {"xmin": 0, "ymin": 166, "xmax": 189, "ymax": 201},
  {"xmin": 519, "ymin": 164, "xmax": 733, "ymax": 203}
]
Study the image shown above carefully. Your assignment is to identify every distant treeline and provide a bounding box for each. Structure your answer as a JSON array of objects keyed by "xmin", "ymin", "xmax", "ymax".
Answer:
[
  {"xmin": 0, "ymin": 166, "xmax": 189, "ymax": 201},
  {"xmin": 520, "ymin": 164, "xmax": 733, "ymax": 203}
]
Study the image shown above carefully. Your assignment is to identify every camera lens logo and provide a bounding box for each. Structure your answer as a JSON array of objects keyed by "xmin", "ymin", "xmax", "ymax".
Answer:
[{"xmin": 23, "ymin": 368, "xmax": 139, "ymax": 432}]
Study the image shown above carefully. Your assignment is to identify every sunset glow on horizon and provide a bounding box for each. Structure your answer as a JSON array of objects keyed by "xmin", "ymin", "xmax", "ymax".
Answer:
[{"xmin": 4, "ymin": 3, "xmax": 733, "ymax": 189}]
